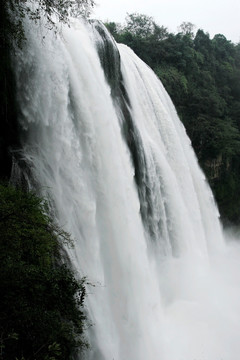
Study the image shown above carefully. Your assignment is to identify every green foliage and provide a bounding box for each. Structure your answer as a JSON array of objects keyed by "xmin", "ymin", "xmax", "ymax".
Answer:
[
  {"xmin": 155, "ymin": 66, "xmax": 188, "ymax": 108},
  {"xmin": 0, "ymin": 184, "xmax": 88, "ymax": 360},
  {"xmin": 105, "ymin": 14, "xmax": 240, "ymax": 223}
]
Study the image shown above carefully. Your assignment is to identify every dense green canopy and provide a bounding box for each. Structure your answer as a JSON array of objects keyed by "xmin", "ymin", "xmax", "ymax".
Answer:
[{"xmin": 0, "ymin": 184, "xmax": 88, "ymax": 360}]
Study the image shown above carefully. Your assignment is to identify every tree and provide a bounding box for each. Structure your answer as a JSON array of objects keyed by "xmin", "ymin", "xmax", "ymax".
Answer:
[
  {"xmin": 178, "ymin": 21, "xmax": 196, "ymax": 38},
  {"xmin": 124, "ymin": 13, "xmax": 156, "ymax": 38}
]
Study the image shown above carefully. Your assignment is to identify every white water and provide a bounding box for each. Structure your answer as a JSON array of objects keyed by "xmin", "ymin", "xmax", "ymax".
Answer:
[{"xmin": 14, "ymin": 18, "xmax": 240, "ymax": 360}]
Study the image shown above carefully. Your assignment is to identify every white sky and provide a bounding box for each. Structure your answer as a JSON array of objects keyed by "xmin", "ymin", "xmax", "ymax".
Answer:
[{"xmin": 92, "ymin": 0, "xmax": 240, "ymax": 43}]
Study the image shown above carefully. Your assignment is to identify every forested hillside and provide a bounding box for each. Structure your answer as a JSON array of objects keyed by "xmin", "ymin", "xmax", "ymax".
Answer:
[
  {"xmin": 0, "ymin": 185, "xmax": 88, "ymax": 360},
  {"xmin": 106, "ymin": 14, "xmax": 240, "ymax": 224}
]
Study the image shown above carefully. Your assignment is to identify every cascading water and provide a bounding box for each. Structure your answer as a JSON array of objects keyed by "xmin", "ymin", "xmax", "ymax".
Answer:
[{"xmin": 13, "ymin": 16, "xmax": 240, "ymax": 360}]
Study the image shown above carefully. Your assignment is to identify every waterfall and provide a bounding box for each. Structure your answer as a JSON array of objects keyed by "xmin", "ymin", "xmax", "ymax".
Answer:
[{"xmin": 14, "ymin": 17, "xmax": 240, "ymax": 360}]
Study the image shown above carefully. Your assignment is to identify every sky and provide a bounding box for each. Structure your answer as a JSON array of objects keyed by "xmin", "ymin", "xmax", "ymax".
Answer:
[{"xmin": 92, "ymin": 0, "xmax": 240, "ymax": 43}]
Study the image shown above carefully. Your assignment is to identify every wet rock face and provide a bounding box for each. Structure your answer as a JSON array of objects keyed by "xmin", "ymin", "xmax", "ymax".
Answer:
[
  {"xmin": 204, "ymin": 154, "xmax": 224, "ymax": 180},
  {"xmin": 0, "ymin": 47, "xmax": 20, "ymax": 180},
  {"xmin": 203, "ymin": 154, "xmax": 240, "ymax": 224}
]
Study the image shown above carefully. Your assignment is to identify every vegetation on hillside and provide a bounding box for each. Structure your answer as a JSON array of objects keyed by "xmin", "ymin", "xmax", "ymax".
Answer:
[
  {"xmin": 105, "ymin": 14, "xmax": 240, "ymax": 224},
  {"xmin": 0, "ymin": 184, "xmax": 88, "ymax": 360}
]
